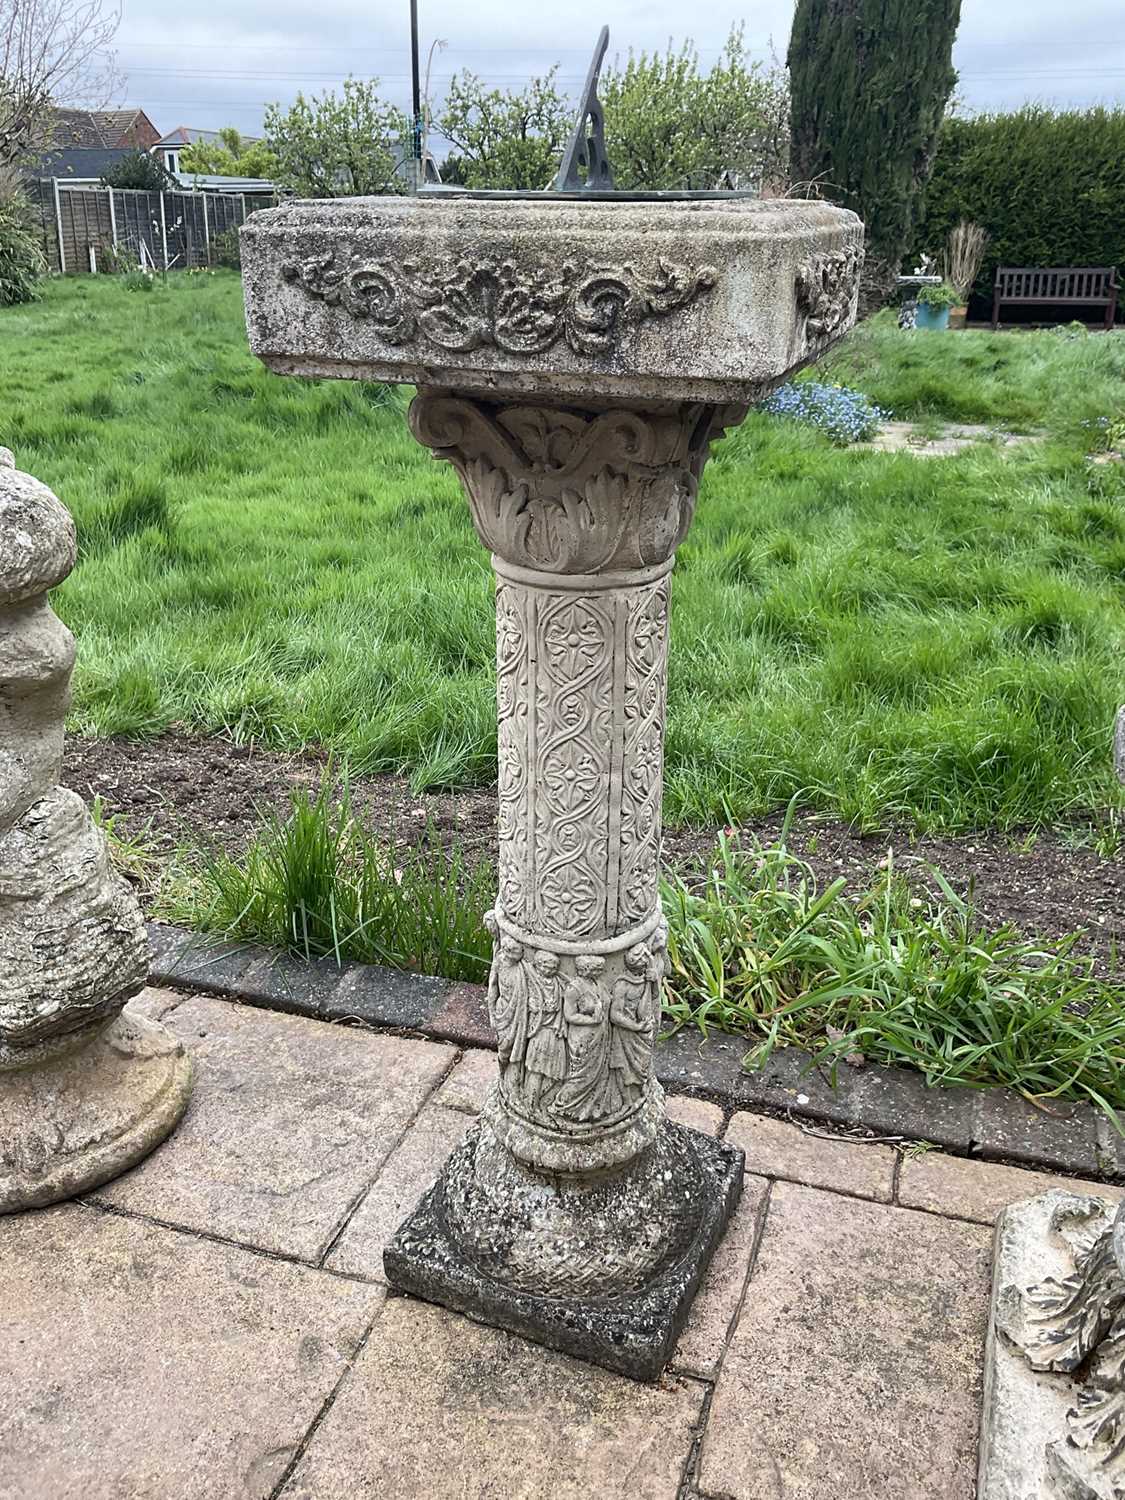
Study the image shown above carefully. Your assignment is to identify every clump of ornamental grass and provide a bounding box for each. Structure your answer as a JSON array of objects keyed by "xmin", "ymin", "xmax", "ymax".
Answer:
[
  {"xmin": 759, "ymin": 379, "xmax": 888, "ymax": 445},
  {"xmin": 163, "ymin": 774, "xmax": 494, "ymax": 983},
  {"xmin": 660, "ymin": 805, "xmax": 1125, "ymax": 1126}
]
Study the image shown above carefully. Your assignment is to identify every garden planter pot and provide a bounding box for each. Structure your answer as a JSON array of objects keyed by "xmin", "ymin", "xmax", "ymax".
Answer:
[
  {"xmin": 915, "ymin": 303, "xmax": 952, "ymax": 331},
  {"xmin": 949, "ymin": 306, "xmax": 968, "ymax": 330}
]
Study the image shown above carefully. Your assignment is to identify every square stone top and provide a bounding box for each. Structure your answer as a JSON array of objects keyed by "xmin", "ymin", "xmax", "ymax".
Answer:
[{"xmin": 241, "ymin": 195, "xmax": 863, "ymax": 407}]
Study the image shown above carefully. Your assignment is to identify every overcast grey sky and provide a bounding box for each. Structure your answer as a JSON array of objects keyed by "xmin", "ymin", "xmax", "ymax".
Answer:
[{"xmin": 116, "ymin": 0, "xmax": 1125, "ymax": 142}]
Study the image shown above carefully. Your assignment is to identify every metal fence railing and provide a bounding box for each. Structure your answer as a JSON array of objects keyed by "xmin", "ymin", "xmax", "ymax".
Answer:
[{"xmin": 25, "ymin": 180, "xmax": 278, "ymax": 275}]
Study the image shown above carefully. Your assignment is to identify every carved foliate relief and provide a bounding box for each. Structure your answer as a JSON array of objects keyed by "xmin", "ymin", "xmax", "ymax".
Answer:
[
  {"xmin": 486, "ymin": 913, "xmax": 666, "ymax": 1135},
  {"xmin": 411, "ymin": 393, "xmax": 728, "ymax": 574},
  {"xmin": 494, "ymin": 573, "xmax": 668, "ymax": 939},
  {"xmin": 281, "ymin": 253, "xmax": 716, "ymax": 358},
  {"xmin": 796, "ymin": 247, "xmax": 861, "ymax": 343},
  {"xmin": 999, "ymin": 1195, "xmax": 1125, "ymax": 1498}
]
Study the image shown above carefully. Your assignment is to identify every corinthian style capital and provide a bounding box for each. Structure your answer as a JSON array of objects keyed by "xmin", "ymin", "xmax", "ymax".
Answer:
[{"xmin": 409, "ymin": 390, "xmax": 742, "ymax": 575}]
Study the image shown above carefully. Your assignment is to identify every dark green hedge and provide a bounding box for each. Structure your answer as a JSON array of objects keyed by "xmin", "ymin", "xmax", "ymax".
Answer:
[{"xmin": 914, "ymin": 106, "xmax": 1125, "ymax": 314}]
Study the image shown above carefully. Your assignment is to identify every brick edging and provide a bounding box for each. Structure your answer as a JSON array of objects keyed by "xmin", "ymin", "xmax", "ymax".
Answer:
[{"xmin": 147, "ymin": 922, "xmax": 1123, "ymax": 1183}]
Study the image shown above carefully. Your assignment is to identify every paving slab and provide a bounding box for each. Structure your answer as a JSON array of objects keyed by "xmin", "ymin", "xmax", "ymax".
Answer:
[
  {"xmin": 726, "ymin": 1109, "xmax": 896, "ymax": 1202},
  {"xmin": 431, "ymin": 1046, "xmax": 498, "ymax": 1114},
  {"xmin": 0, "ymin": 1201, "xmax": 381, "ymax": 1500},
  {"xmin": 666, "ymin": 1094, "xmax": 725, "ymax": 1136},
  {"xmin": 698, "ymin": 1182, "xmax": 990, "ymax": 1499},
  {"xmin": 90, "ymin": 994, "xmax": 455, "ymax": 1260},
  {"xmin": 672, "ymin": 1173, "xmax": 769, "ymax": 1379},
  {"xmin": 326, "ymin": 1103, "xmax": 472, "ymax": 1281},
  {"xmin": 127, "ymin": 985, "xmax": 190, "ymax": 1022},
  {"xmin": 278, "ymin": 1294, "xmax": 706, "ymax": 1500},
  {"xmin": 898, "ymin": 1147, "xmax": 1125, "ymax": 1225}
]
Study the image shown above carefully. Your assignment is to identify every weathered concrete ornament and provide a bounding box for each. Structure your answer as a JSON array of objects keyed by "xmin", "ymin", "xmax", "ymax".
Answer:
[
  {"xmin": 981, "ymin": 1190, "xmax": 1125, "ymax": 1499},
  {"xmin": 0, "ymin": 449, "xmax": 193, "ymax": 1213},
  {"xmin": 240, "ymin": 44, "xmax": 862, "ymax": 1376}
]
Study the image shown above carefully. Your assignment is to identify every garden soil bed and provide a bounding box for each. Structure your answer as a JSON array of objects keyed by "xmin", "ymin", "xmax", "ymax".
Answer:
[{"xmin": 63, "ymin": 731, "xmax": 1123, "ymax": 965}]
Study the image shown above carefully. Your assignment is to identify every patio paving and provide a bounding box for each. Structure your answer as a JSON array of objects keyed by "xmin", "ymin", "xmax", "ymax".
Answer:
[{"xmin": 1, "ymin": 987, "xmax": 1114, "ymax": 1499}]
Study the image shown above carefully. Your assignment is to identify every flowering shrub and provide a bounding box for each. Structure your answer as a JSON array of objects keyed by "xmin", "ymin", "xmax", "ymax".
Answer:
[{"xmin": 759, "ymin": 381, "xmax": 888, "ymax": 445}]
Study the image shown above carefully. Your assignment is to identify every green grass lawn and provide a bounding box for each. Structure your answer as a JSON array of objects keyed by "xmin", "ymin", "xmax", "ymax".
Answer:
[{"xmin": 3, "ymin": 272, "xmax": 1123, "ymax": 833}]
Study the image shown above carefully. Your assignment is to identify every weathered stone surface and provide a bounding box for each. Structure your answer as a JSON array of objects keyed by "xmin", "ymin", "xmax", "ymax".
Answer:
[
  {"xmin": 424, "ymin": 979, "xmax": 494, "ymax": 1047},
  {"xmin": 126, "ymin": 985, "xmax": 192, "ymax": 1022},
  {"xmin": 1115, "ymin": 705, "xmax": 1125, "ymax": 785},
  {"xmin": 242, "ymin": 195, "xmax": 863, "ymax": 407},
  {"xmin": 0, "ymin": 1010, "xmax": 192, "ymax": 1212},
  {"xmin": 431, "ymin": 1046, "xmax": 500, "ymax": 1114},
  {"xmin": 699, "ymin": 1183, "xmax": 990, "ymax": 1498},
  {"xmin": 385, "ymin": 1118, "xmax": 744, "ymax": 1380},
  {"xmin": 277, "ymin": 1294, "xmax": 706, "ymax": 1500},
  {"xmin": 0, "ymin": 1200, "xmax": 381, "ymax": 1500},
  {"xmin": 671, "ymin": 1172, "xmax": 769, "ymax": 1379},
  {"xmin": 243, "ymin": 189, "xmax": 860, "ymax": 1376},
  {"xmin": 0, "ymin": 457, "xmax": 191, "ymax": 1213},
  {"xmin": 725, "ymin": 1108, "xmax": 896, "ymax": 1201},
  {"xmin": 326, "ymin": 1103, "xmax": 471, "ymax": 1281},
  {"xmin": 91, "ymin": 995, "xmax": 454, "ymax": 1259},
  {"xmin": 900, "ymin": 1148, "xmax": 1125, "ymax": 1226},
  {"xmin": 979, "ymin": 1191, "xmax": 1125, "ymax": 1500},
  {"xmin": 0, "ymin": 787, "xmax": 149, "ymax": 1062},
  {"xmin": 665, "ymin": 1093, "xmax": 724, "ymax": 1136}
]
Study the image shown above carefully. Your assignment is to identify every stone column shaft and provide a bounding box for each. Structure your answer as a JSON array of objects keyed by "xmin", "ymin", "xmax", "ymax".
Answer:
[{"xmin": 409, "ymin": 391, "xmax": 738, "ymax": 1176}]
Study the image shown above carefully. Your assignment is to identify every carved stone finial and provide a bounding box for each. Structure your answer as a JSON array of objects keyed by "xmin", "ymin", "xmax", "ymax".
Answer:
[{"xmin": 0, "ymin": 456, "xmax": 193, "ymax": 1214}]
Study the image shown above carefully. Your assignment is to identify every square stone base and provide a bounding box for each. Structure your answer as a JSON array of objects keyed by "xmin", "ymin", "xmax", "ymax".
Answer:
[{"xmin": 384, "ymin": 1120, "xmax": 744, "ymax": 1382}]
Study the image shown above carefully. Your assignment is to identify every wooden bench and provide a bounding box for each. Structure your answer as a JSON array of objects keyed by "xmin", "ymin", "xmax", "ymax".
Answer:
[{"xmin": 992, "ymin": 266, "xmax": 1119, "ymax": 330}]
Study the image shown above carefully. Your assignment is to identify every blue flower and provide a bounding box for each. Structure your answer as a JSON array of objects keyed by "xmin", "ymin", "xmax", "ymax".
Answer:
[{"xmin": 759, "ymin": 381, "xmax": 888, "ymax": 446}]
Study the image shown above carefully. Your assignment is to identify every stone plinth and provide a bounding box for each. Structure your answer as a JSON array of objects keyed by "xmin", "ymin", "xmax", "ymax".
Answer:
[
  {"xmin": 242, "ymin": 191, "xmax": 862, "ymax": 1377},
  {"xmin": 0, "ymin": 450, "xmax": 193, "ymax": 1213}
]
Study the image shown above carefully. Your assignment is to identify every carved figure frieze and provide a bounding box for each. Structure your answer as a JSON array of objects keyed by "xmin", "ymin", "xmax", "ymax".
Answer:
[
  {"xmin": 796, "ymin": 247, "xmax": 862, "ymax": 343},
  {"xmin": 998, "ymin": 1193, "xmax": 1125, "ymax": 1497},
  {"xmin": 485, "ymin": 911, "xmax": 666, "ymax": 1135},
  {"xmin": 281, "ymin": 253, "xmax": 717, "ymax": 359}
]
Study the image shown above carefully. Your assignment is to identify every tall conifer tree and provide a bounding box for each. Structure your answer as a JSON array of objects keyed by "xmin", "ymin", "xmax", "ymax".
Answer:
[{"xmin": 788, "ymin": 0, "xmax": 961, "ymax": 308}]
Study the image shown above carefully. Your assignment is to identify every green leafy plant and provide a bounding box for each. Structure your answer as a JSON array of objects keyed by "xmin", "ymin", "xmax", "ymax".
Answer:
[
  {"xmin": 264, "ymin": 78, "xmax": 406, "ymax": 197},
  {"xmin": 101, "ymin": 150, "xmax": 175, "ymax": 192},
  {"xmin": 0, "ymin": 172, "xmax": 45, "ymax": 306},
  {"xmin": 210, "ymin": 227, "xmax": 241, "ymax": 271},
  {"xmin": 916, "ymin": 279, "xmax": 960, "ymax": 310},
  {"xmin": 661, "ymin": 807, "xmax": 1125, "ymax": 1125}
]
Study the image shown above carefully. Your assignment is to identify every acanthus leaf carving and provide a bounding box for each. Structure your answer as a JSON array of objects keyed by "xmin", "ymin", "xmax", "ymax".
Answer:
[
  {"xmin": 280, "ymin": 253, "xmax": 717, "ymax": 360},
  {"xmin": 998, "ymin": 1194, "xmax": 1125, "ymax": 1497},
  {"xmin": 410, "ymin": 392, "xmax": 733, "ymax": 574}
]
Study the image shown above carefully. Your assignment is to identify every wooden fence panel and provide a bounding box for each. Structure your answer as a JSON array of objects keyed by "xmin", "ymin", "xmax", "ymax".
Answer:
[{"xmin": 27, "ymin": 182, "xmax": 272, "ymax": 275}]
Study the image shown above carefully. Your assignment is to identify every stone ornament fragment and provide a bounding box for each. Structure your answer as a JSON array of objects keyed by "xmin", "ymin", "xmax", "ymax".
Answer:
[
  {"xmin": 0, "ymin": 449, "xmax": 193, "ymax": 1213},
  {"xmin": 981, "ymin": 1190, "xmax": 1125, "ymax": 1499},
  {"xmin": 242, "ymin": 189, "xmax": 862, "ymax": 1379}
]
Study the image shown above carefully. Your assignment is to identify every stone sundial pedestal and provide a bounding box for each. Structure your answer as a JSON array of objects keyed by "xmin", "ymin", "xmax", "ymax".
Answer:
[{"xmin": 242, "ymin": 182, "xmax": 862, "ymax": 1377}]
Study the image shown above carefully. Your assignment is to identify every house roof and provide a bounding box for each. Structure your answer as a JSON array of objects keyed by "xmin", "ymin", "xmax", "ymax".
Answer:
[
  {"xmin": 49, "ymin": 108, "xmax": 159, "ymax": 149},
  {"xmin": 157, "ymin": 126, "xmax": 262, "ymax": 148},
  {"xmin": 26, "ymin": 147, "xmax": 135, "ymax": 180}
]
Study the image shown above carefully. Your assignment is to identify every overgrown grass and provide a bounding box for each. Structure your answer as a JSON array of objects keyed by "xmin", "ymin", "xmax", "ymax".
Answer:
[
  {"xmin": 2, "ymin": 274, "xmax": 1123, "ymax": 831},
  {"xmin": 163, "ymin": 776, "xmax": 494, "ymax": 983},
  {"xmin": 163, "ymin": 780, "xmax": 1124, "ymax": 1122},
  {"xmin": 662, "ymin": 810, "xmax": 1125, "ymax": 1125}
]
